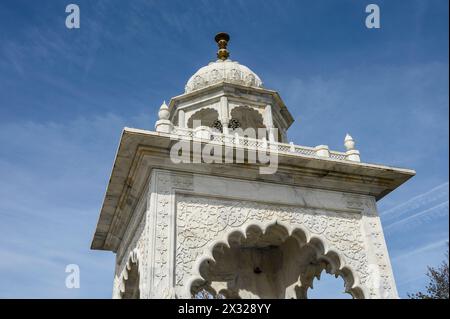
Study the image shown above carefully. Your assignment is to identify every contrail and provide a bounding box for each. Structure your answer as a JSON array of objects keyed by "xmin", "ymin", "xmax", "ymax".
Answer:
[
  {"xmin": 384, "ymin": 201, "xmax": 449, "ymax": 231},
  {"xmin": 392, "ymin": 238, "xmax": 449, "ymax": 262},
  {"xmin": 380, "ymin": 182, "xmax": 449, "ymax": 223}
]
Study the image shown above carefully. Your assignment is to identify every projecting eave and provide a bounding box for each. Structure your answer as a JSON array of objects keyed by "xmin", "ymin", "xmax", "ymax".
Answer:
[{"xmin": 90, "ymin": 127, "xmax": 415, "ymax": 251}]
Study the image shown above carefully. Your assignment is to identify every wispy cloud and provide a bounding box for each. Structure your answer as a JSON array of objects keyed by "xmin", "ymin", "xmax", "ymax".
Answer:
[
  {"xmin": 383, "ymin": 183, "xmax": 449, "ymax": 297},
  {"xmin": 0, "ymin": 111, "xmax": 149, "ymax": 298},
  {"xmin": 384, "ymin": 201, "xmax": 449, "ymax": 232},
  {"xmin": 392, "ymin": 239, "xmax": 448, "ymax": 262},
  {"xmin": 269, "ymin": 62, "xmax": 449, "ymax": 169},
  {"xmin": 381, "ymin": 182, "xmax": 449, "ymax": 219}
]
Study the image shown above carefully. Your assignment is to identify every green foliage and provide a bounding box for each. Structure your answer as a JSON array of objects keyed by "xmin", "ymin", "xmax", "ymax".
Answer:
[{"xmin": 409, "ymin": 247, "xmax": 449, "ymax": 299}]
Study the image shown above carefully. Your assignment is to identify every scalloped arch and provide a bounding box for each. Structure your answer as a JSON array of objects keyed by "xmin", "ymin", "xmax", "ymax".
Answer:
[
  {"xmin": 229, "ymin": 105, "xmax": 265, "ymax": 131},
  {"xmin": 186, "ymin": 108, "xmax": 219, "ymax": 128},
  {"xmin": 185, "ymin": 221, "xmax": 366, "ymax": 299},
  {"xmin": 118, "ymin": 248, "xmax": 141, "ymax": 299}
]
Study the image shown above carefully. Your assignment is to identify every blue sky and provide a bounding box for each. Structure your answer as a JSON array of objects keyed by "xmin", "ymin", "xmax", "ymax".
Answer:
[{"xmin": 0, "ymin": 0, "xmax": 448, "ymax": 298}]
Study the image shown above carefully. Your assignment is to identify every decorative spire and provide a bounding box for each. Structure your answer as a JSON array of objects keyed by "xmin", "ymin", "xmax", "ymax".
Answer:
[
  {"xmin": 155, "ymin": 100, "xmax": 173, "ymax": 133},
  {"xmin": 344, "ymin": 133, "xmax": 361, "ymax": 162},
  {"xmin": 344, "ymin": 133, "xmax": 355, "ymax": 151},
  {"xmin": 215, "ymin": 32, "xmax": 230, "ymax": 61},
  {"xmin": 158, "ymin": 100, "xmax": 169, "ymax": 120}
]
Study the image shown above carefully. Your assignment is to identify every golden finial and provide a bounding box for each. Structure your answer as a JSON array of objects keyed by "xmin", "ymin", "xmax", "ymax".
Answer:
[{"xmin": 215, "ymin": 32, "xmax": 230, "ymax": 61}]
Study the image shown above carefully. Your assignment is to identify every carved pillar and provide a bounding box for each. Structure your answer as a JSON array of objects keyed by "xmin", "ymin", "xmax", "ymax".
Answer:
[
  {"xmin": 178, "ymin": 109, "xmax": 185, "ymax": 128},
  {"xmin": 265, "ymin": 105, "xmax": 276, "ymax": 142},
  {"xmin": 219, "ymin": 96, "xmax": 230, "ymax": 135},
  {"xmin": 146, "ymin": 170, "xmax": 194, "ymax": 298},
  {"xmin": 112, "ymin": 192, "xmax": 150, "ymax": 299},
  {"xmin": 360, "ymin": 197, "xmax": 399, "ymax": 299}
]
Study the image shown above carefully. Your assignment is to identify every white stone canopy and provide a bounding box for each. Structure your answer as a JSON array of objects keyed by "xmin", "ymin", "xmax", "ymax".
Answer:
[{"xmin": 91, "ymin": 33, "xmax": 415, "ymax": 299}]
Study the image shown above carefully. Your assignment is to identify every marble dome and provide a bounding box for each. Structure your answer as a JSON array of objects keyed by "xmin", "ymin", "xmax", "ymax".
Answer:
[{"xmin": 185, "ymin": 59, "xmax": 263, "ymax": 93}]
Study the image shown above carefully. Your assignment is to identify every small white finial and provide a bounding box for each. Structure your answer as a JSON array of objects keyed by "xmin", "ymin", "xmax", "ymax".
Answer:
[
  {"xmin": 344, "ymin": 133, "xmax": 355, "ymax": 151},
  {"xmin": 158, "ymin": 100, "xmax": 169, "ymax": 120},
  {"xmin": 344, "ymin": 134, "xmax": 360, "ymax": 162},
  {"xmin": 155, "ymin": 100, "xmax": 173, "ymax": 133}
]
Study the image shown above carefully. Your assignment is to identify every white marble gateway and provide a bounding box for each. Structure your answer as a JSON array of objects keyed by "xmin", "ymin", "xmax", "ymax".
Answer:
[{"xmin": 91, "ymin": 33, "xmax": 415, "ymax": 299}]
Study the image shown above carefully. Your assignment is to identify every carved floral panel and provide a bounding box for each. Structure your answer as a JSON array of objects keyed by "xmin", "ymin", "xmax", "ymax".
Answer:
[{"xmin": 175, "ymin": 194, "xmax": 371, "ymax": 290}]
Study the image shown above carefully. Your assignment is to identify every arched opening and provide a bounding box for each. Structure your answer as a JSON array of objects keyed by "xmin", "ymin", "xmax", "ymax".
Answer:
[
  {"xmin": 121, "ymin": 261, "xmax": 140, "ymax": 299},
  {"xmin": 189, "ymin": 224, "xmax": 364, "ymax": 299},
  {"xmin": 230, "ymin": 106, "xmax": 265, "ymax": 134},
  {"xmin": 187, "ymin": 108, "xmax": 219, "ymax": 129},
  {"xmin": 307, "ymin": 271, "xmax": 353, "ymax": 299}
]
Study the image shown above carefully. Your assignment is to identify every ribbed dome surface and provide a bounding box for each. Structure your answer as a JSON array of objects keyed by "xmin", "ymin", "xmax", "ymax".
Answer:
[{"xmin": 185, "ymin": 59, "xmax": 263, "ymax": 93}]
